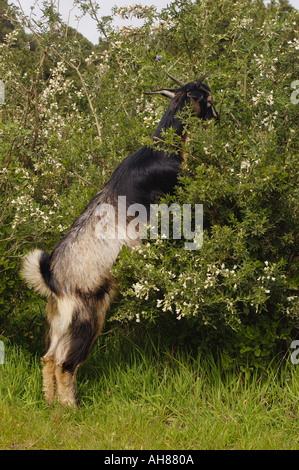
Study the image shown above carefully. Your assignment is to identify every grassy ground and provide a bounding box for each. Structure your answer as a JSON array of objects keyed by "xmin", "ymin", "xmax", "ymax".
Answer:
[{"xmin": 0, "ymin": 340, "xmax": 298, "ymax": 450}]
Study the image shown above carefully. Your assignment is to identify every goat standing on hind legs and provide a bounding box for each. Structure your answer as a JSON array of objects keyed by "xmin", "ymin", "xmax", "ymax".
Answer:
[{"xmin": 21, "ymin": 72, "xmax": 218, "ymax": 406}]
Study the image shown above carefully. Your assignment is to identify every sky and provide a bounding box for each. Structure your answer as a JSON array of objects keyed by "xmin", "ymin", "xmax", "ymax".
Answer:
[{"xmin": 9, "ymin": 0, "xmax": 299, "ymax": 44}]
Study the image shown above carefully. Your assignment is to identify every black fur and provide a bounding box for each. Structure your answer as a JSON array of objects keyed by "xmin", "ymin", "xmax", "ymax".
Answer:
[
  {"xmin": 40, "ymin": 251, "xmax": 60, "ymax": 295},
  {"xmin": 62, "ymin": 310, "xmax": 98, "ymax": 373},
  {"xmin": 75, "ymin": 278, "xmax": 112, "ymax": 303},
  {"xmin": 105, "ymin": 146, "xmax": 182, "ymax": 209}
]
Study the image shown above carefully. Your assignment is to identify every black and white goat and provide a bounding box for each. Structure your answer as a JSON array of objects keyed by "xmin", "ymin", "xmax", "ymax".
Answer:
[{"xmin": 22, "ymin": 72, "xmax": 218, "ymax": 406}]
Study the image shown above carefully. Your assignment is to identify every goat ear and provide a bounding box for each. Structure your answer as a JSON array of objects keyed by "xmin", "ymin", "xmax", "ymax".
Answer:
[{"xmin": 144, "ymin": 89, "xmax": 176, "ymax": 99}]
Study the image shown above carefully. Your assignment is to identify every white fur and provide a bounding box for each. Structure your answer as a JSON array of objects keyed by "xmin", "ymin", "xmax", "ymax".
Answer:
[{"xmin": 21, "ymin": 249, "xmax": 51, "ymax": 297}]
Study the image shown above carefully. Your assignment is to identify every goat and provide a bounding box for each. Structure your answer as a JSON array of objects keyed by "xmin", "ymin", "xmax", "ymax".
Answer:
[{"xmin": 21, "ymin": 72, "xmax": 218, "ymax": 406}]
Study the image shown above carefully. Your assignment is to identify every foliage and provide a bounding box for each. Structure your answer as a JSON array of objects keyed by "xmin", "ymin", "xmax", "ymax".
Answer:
[{"xmin": 0, "ymin": 0, "xmax": 298, "ymax": 366}]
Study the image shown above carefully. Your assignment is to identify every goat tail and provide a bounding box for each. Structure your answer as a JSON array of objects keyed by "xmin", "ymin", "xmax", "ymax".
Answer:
[{"xmin": 21, "ymin": 249, "xmax": 53, "ymax": 297}]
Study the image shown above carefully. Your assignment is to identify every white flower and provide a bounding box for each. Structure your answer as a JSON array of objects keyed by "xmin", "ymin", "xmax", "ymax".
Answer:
[
  {"xmin": 240, "ymin": 160, "xmax": 250, "ymax": 171},
  {"xmin": 133, "ymin": 282, "xmax": 143, "ymax": 295}
]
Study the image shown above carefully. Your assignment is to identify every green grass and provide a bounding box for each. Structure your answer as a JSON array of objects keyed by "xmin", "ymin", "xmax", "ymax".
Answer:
[{"xmin": 0, "ymin": 340, "xmax": 298, "ymax": 450}]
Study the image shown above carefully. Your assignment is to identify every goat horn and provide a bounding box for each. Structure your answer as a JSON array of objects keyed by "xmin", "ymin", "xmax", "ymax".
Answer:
[
  {"xmin": 196, "ymin": 71, "xmax": 210, "ymax": 87},
  {"xmin": 166, "ymin": 71, "xmax": 185, "ymax": 87}
]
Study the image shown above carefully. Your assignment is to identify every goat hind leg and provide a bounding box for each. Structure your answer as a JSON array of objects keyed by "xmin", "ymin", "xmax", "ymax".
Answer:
[
  {"xmin": 54, "ymin": 318, "xmax": 92, "ymax": 406},
  {"xmin": 55, "ymin": 314, "xmax": 100, "ymax": 406},
  {"xmin": 54, "ymin": 284, "xmax": 115, "ymax": 406},
  {"xmin": 41, "ymin": 296, "xmax": 59, "ymax": 404},
  {"xmin": 55, "ymin": 363, "xmax": 78, "ymax": 407},
  {"xmin": 41, "ymin": 356, "xmax": 56, "ymax": 404}
]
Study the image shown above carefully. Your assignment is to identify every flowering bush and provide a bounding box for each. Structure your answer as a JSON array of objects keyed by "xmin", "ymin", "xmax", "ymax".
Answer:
[{"xmin": 0, "ymin": 0, "xmax": 298, "ymax": 365}]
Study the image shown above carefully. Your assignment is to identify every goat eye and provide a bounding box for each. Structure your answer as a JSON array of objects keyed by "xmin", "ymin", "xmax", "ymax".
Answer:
[{"xmin": 187, "ymin": 92, "xmax": 203, "ymax": 101}]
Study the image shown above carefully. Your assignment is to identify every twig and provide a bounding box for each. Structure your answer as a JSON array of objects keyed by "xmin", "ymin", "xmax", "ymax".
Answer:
[
  {"xmin": 7, "ymin": 6, "xmax": 102, "ymax": 142},
  {"xmin": 153, "ymin": 135, "xmax": 200, "ymax": 162},
  {"xmin": 67, "ymin": 168, "xmax": 101, "ymax": 190},
  {"xmin": 0, "ymin": 136, "xmax": 19, "ymax": 193}
]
